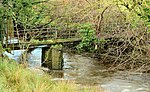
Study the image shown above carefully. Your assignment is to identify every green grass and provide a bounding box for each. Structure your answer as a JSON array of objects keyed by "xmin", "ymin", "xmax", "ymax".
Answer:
[{"xmin": 0, "ymin": 58, "xmax": 103, "ymax": 92}]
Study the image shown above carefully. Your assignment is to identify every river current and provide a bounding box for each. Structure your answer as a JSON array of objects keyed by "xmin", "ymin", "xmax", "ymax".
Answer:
[{"xmin": 4, "ymin": 48, "xmax": 150, "ymax": 92}]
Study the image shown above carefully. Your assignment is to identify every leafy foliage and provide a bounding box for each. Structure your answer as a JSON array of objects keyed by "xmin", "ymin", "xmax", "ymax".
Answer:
[
  {"xmin": 1, "ymin": 0, "xmax": 50, "ymax": 29},
  {"xmin": 116, "ymin": 0, "xmax": 150, "ymax": 29},
  {"xmin": 141, "ymin": 1, "xmax": 150, "ymax": 29},
  {"xmin": 76, "ymin": 23, "xmax": 96, "ymax": 52}
]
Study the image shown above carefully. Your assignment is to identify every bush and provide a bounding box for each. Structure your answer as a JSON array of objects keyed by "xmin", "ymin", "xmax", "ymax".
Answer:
[{"xmin": 76, "ymin": 23, "xmax": 96, "ymax": 52}]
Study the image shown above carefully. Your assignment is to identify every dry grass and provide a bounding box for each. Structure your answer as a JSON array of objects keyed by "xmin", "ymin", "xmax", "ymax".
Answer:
[{"xmin": 0, "ymin": 58, "xmax": 103, "ymax": 92}]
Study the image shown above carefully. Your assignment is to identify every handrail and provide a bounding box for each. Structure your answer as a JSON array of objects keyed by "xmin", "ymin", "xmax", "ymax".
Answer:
[{"xmin": 14, "ymin": 28, "xmax": 79, "ymax": 40}]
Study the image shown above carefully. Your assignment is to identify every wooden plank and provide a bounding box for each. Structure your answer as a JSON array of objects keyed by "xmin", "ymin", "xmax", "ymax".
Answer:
[
  {"xmin": 13, "ymin": 27, "xmax": 80, "ymax": 41},
  {"xmin": 5, "ymin": 38, "xmax": 81, "ymax": 49}
]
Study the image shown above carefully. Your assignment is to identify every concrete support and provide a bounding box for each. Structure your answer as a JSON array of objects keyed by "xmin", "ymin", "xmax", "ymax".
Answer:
[
  {"xmin": 42, "ymin": 44, "xmax": 63, "ymax": 70},
  {"xmin": 42, "ymin": 47, "xmax": 52, "ymax": 68},
  {"xmin": 51, "ymin": 44, "xmax": 63, "ymax": 69}
]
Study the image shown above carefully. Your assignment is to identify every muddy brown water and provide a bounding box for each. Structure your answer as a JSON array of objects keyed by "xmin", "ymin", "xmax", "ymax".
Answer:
[{"xmin": 5, "ymin": 48, "xmax": 150, "ymax": 92}]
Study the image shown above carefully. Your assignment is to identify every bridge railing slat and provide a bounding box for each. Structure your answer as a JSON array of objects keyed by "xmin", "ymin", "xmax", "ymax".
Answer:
[{"xmin": 14, "ymin": 28, "xmax": 80, "ymax": 40}]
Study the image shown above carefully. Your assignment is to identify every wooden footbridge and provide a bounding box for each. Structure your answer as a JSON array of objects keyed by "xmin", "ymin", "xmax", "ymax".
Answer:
[
  {"xmin": 0, "ymin": 28, "xmax": 82, "ymax": 70},
  {"xmin": 2, "ymin": 28, "xmax": 81, "ymax": 48}
]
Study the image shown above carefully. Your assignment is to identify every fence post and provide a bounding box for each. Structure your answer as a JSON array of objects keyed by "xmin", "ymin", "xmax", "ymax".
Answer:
[
  {"xmin": 55, "ymin": 30, "xmax": 58, "ymax": 39},
  {"xmin": 69, "ymin": 30, "xmax": 71, "ymax": 38},
  {"xmin": 4, "ymin": 19, "xmax": 8, "ymax": 47}
]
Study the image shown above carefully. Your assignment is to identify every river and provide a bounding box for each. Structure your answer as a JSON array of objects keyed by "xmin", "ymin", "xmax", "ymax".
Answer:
[{"xmin": 4, "ymin": 48, "xmax": 150, "ymax": 92}]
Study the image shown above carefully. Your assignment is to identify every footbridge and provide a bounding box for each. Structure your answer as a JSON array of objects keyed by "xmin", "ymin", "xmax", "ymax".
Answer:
[{"xmin": 0, "ymin": 28, "xmax": 82, "ymax": 70}]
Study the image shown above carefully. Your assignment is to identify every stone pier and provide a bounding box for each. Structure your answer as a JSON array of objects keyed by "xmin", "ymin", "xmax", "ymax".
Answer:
[{"xmin": 42, "ymin": 44, "xmax": 63, "ymax": 70}]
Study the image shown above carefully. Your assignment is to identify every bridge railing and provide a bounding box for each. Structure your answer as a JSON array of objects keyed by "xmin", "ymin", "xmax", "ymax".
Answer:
[{"xmin": 14, "ymin": 28, "xmax": 80, "ymax": 40}]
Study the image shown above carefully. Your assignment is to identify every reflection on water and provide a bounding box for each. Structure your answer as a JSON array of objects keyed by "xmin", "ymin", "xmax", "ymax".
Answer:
[
  {"xmin": 5, "ymin": 49, "xmax": 150, "ymax": 92},
  {"xmin": 49, "ymin": 70, "xmax": 64, "ymax": 78}
]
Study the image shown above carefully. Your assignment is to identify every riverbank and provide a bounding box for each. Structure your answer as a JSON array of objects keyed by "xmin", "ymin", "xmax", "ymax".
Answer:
[
  {"xmin": 0, "ymin": 57, "xmax": 103, "ymax": 92},
  {"xmin": 64, "ymin": 45, "xmax": 150, "ymax": 73}
]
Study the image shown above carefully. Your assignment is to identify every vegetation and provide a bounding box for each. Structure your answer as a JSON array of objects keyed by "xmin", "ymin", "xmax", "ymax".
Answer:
[
  {"xmin": 76, "ymin": 23, "xmax": 96, "ymax": 52},
  {"xmin": 116, "ymin": 0, "xmax": 150, "ymax": 28},
  {"xmin": 73, "ymin": 0, "xmax": 150, "ymax": 72},
  {"xmin": 1, "ymin": 0, "xmax": 150, "ymax": 91},
  {"xmin": 0, "ymin": 57, "xmax": 102, "ymax": 92},
  {"xmin": 39, "ymin": 0, "xmax": 150, "ymax": 72}
]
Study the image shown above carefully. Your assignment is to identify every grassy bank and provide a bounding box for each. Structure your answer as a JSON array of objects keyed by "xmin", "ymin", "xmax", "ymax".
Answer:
[{"xmin": 0, "ymin": 58, "xmax": 102, "ymax": 92}]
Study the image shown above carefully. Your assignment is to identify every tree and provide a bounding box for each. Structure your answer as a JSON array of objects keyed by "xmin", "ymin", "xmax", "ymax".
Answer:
[
  {"xmin": 116, "ymin": 0, "xmax": 150, "ymax": 29},
  {"xmin": 1, "ymin": 0, "xmax": 50, "ymax": 31}
]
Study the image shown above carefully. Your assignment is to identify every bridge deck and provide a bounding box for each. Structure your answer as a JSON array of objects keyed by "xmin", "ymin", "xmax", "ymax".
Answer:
[
  {"xmin": 4, "ymin": 38, "xmax": 81, "ymax": 50},
  {"xmin": 21, "ymin": 38, "xmax": 81, "ymax": 45}
]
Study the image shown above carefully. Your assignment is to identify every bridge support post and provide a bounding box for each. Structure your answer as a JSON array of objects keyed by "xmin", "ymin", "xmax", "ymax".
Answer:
[
  {"xmin": 42, "ymin": 47, "xmax": 51, "ymax": 68},
  {"xmin": 42, "ymin": 44, "xmax": 63, "ymax": 70}
]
